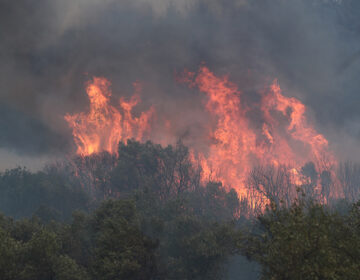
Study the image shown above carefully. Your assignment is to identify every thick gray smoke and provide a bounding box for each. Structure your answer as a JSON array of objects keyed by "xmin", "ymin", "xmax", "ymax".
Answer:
[{"xmin": 0, "ymin": 0, "xmax": 360, "ymax": 168}]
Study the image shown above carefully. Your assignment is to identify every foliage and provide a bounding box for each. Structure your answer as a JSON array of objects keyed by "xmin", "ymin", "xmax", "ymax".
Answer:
[
  {"xmin": 89, "ymin": 200, "xmax": 158, "ymax": 280},
  {"xmin": 0, "ymin": 167, "xmax": 89, "ymax": 221},
  {"xmin": 0, "ymin": 214, "xmax": 89, "ymax": 280},
  {"xmin": 243, "ymin": 196, "xmax": 360, "ymax": 279},
  {"xmin": 108, "ymin": 141, "xmax": 241, "ymax": 279},
  {"xmin": 1, "ymin": 140, "xmax": 360, "ymax": 279},
  {"xmin": 110, "ymin": 140, "xmax": 201, "ymax": 199}
]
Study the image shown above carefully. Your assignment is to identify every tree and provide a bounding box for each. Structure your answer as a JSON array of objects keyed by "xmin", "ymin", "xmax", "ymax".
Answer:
[
  {"xmin": 90, "ymin": 200, "xmax": 158, "ymax": 280},
  {"xmin": 247, "ymin": 164, "xmax": 295, "ymax": 212},
  {"xmin": 0, "ymin": 167, "xmax": 89, "ymax": 221},
  {"xmin": 243, "ymin": 196, "xmax": 360, "ymax": 279},
  {"xmin": 0, "ymin": 140, "xmax": 246, "ymax": 279},
  {"xmin": 0, "ymin": 214, "xmax": 89, "ymax": 280},
  {"xmin": 320, "ymin": 170, "xmax": 332, "ymax": 202},
  {"xmin": 300, "ymin": 161, "xmax": 318, "ymax": 199},
  {"xmin": 0, "ymin": 228, "xmax": 20, "ymax": 280},
  {"xmin": 110, "ymin": 140, "xmax": 201, "ymax": 200},
  {"xmin": 338, "ymin": 161, "xmax": 360, "ymax": 202},
  {"xmin": 53, "ymin": 255, "xmax": 89, "ymax": 280},
  {"xmin": 134, "ymin": 182, "xmax": 241, "ymax": 280}
]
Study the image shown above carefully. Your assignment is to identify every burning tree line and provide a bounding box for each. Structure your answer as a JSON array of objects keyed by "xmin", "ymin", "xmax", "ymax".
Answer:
[
  {"xmin": 0, "ymin": 140, "xmax": 359, "ymax": 279},
  {"xmin": 0, "ymin": 66, "xmax": 359, "ymax": 278},
  {"xmin": 61, "ymin": 65, "xmax": 360, "ymax": 216},
  {"xmin": 53, "ymin": 139, "xmax": 360, "ymax": 217},
  {"xmin": 64, "ymin": 66, "xmax": 339, "ymax": 199}
]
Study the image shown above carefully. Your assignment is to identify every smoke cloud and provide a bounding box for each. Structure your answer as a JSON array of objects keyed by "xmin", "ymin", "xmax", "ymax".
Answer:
[{"xmin": 0, "ymin": 0, "xmax": 360, "ymax": 168}]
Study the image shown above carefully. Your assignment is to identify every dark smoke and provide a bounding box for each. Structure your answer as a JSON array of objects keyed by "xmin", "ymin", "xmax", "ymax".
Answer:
[
  {"xmin": 0, "ymin": 0, "xmax": 360, "ymax": 167},
  {"xmin": 0, "ymin": 104, "xmax": 68, "ymax": 155}
]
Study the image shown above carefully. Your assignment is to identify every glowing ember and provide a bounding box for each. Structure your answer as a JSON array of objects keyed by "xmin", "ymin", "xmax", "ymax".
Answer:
[{"xmin": 65, "ymin": 77, "xmax": 154, "ymax": 156}]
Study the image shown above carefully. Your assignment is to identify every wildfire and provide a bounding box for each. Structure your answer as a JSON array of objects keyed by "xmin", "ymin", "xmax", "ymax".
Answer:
[
  {"xmin": 65, "ymin": 77, "xmax": 154, "ymax": 156},
  {"xmin": 65, "ymin": 67, "xmax": 337, "ymax": 197},
  {"xmin": 180, "ymin": 66, "xmax": 337, "ymax": 195}
]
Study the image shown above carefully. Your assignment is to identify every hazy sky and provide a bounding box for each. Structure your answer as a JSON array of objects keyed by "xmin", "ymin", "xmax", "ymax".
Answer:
[{"xmin": 0, "ymin": 0, "xmax": 360, "ymax": 170}]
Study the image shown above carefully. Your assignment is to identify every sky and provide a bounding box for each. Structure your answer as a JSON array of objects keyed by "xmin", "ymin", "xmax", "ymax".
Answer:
[{"xmin": 0, "ymin": 0, "xmax": 360, "ymax": 170}]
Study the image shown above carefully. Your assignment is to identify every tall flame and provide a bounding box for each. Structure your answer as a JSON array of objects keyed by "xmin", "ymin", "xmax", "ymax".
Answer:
[
  {"xmin": 261, "ymin": 81, "xmax": 336, "ymax": 170},
  {"xmin": 181, "ymin": 66, "xmax": 337, "ymax": 195},
  {"xmin": 183, "ymin": 67, "xmax": 257, "ymax": 196},
  {"xmin": 65, "ymin": 67, "xmax": 337, "ymax": 197},
  {"xmin": 65, "ymin": 77, "xmax": 154, "ymax": 156}
]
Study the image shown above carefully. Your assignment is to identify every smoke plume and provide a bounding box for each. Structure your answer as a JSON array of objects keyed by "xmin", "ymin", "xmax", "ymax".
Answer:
[{"xmin": 1, "ymin": 0, "xmax": 360, "ymax": 168}]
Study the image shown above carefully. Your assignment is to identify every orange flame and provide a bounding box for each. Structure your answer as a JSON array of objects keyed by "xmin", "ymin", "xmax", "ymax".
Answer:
[
  {"xmin": 181, "ymin": 66, "xmax": 337, "ymax": 195},
  {"xmin": 184, "ymin": 67, "xmax": 257, "ymax": 196},
  {"xmin": 261, "ymin": 80, "xmax": 336, "ymax": 170},
  {"xmin": 65, "ymin": 77, "xmax": 154, "ymax": 156},
  {"xmin": 65, "ymin": 67, "xmax": 337, "ymax": 199}
]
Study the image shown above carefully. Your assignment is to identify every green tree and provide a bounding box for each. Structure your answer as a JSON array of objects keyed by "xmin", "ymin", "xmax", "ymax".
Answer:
[
  {"xmin": 0, "ymin": 228, "xmax": 20, "ymax": 280},
  {"xmin": 244, "ymin": 197, "xmax": 360, "ymax": 279},
  {"xmin": 0, "ymin": 167, "xmax": 89, "ymax": 221},
  {"xmin": 90, "ymin": 200, "xmax": 158, "ymax": 280}
]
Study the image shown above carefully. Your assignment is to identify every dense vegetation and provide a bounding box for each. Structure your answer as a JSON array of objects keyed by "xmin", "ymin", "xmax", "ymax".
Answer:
[{"xmin": 0, "ymin": 140, "xmax": 359, "ymax": 279}]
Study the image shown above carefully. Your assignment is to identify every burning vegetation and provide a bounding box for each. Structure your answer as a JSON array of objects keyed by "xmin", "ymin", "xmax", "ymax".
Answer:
[
  {"xmin": 64, "ymin": 77, "xmax": 154, "ymax": 156},
  {"xmin": 65, "ymin": 65, "xmax": 338, "ymax": 204}
]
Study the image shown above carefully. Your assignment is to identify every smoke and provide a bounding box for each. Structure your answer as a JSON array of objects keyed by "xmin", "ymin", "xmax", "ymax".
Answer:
[
  {"xmin": 0, "ymin": 104, "xmax": 68, "ymax": 155},
  {"xmin": 0, "ymin": 0, "xmax": 360, "ymax": 167}
]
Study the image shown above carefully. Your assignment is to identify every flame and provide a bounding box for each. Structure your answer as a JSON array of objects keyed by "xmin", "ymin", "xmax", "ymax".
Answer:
[
  {"xmin": 181, "ymin": 66, "xmax": 337, "ymax": 195},
  {"xmin": 65, "ymin": 67, "xmax": 337, "ymax": 199},
  {"xmin": 65, "ymin": 77, "xmax": 154, "ymax": 156},
  {"xmin": 182, "ymin": 66, "xmax": 257, "ymax": 196},
  {"xmin": 261, "ymin": 81, "xmax": 336, "ymax": 170}
]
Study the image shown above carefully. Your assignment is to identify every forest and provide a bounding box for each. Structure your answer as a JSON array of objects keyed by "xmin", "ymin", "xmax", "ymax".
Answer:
[{"xmin": 0, "ymin": 140, "xmax": 359, "ymax": 280}]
